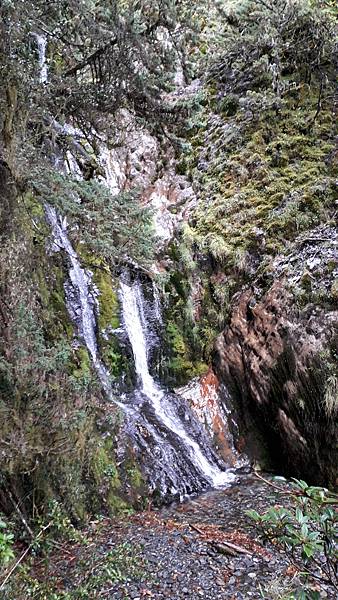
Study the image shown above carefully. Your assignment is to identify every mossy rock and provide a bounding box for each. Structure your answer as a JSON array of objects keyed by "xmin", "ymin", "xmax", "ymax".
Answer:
[
  {"xmin": 164, "ymin": 320, "xmax": 208, "ymax": 385},
  {"xmin": 94, "ymin": 269, "xmax": 120, "ymax": 331},
  {"xmin": 72, "ymin": 347, "xmax": 91, "ymax": 378},
  {"xmin": 90, "ymin": 439, "xmax": 132, "ymax": 515},
  {"xmin": 91, "ymin": 440, "xmax": 120, "ymax": 486}
]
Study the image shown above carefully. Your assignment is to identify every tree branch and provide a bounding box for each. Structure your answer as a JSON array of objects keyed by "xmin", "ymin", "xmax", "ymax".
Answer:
[{"xmin": 63, "ymin": 39, "xmax": 117, "ymax": 77}]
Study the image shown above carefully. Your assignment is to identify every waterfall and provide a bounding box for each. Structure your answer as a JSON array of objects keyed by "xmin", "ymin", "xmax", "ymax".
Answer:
[
  {"xmin": 34, "ymin": 33, "xmax": 48, "ymax": 83},
  {"xmin": 33, "ymin": 39, "xmax": 113, "ymax": 394},
  {"xmin": 120, "ymin": 277, "xmax": 235, "ymax": 490},
  {"xmin": 45, "ymin": 206, "xmax": 112, "ymax": 395},
  {"xmin": 35, "ymin": 35, "xmax": 236, "ymax": 498}
]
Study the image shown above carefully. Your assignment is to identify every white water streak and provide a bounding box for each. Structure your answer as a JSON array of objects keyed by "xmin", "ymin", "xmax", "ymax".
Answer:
[
  {"xmin": 45, "ymin": 205, "xmax": 112, "ymax": 394},
  {"xmin": 34, "ymin": 34, "xmax": 48, "ymax": 83},
  {"xmin": 120, "ymin": 279, "xmax": 234, "ymax": 487}
]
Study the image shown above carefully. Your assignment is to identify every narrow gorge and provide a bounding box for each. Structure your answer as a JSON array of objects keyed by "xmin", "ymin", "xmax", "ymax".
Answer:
[{"xmin": 0, "ymin": 1, "xmax": 337, "ymax": 598}]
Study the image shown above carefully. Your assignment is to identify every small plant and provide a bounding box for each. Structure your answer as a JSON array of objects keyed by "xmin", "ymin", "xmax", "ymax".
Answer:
[
  {"xmin": 33, "ymin": 500, "xmax": 84, "ymax": 554},
  {"xmin": 258, "ymin": 575, "xmax": 320, "ymax": 600},
  {"xmin": 4, "ymin": 540, "xmax": 147, "ymax": 599},
  {"xmin": 0, "ymin": 517, "xmax": 14, "ymax": 566},
  {"xmin": 247, "ymin": 478, "xmax": 338, "ymax": 596}
]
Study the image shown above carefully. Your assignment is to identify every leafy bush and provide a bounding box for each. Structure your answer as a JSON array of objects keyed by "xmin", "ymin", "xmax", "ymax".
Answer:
[
  {"xmin": 247, "ymin": 478, "xmax": 338, "ymax": 595},
  {"xmin": 0, "ymin": 518, "xmax": 14, "ymax": 566}
]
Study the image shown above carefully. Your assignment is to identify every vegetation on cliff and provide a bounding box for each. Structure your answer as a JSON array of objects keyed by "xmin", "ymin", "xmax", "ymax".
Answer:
[
  {"xmin": 164, "ymin": 0, "xmax": 337, "ymax": 484},
  {"xmin": 170, "ymin": 0, "xmax": 337, "ymax": 358},
  {"xmin": 0, "ymin": 2, "xmax": 337, "ymax": 596},
  {"xmin": 0, "ymin": 0, "xmax": 196, "ymax": 526}
]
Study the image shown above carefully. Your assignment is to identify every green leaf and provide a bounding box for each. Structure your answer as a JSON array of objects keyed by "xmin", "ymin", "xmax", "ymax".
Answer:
[
  {"xmin": 292, "ymin": 478, "xmax": 309, "ymax": 491},
  {"xmin": 307, "ymin": 531, "xmax": 320, "ymax": 541},
  {"xmin": 302, "ymin": 543, "xmax": 314, "ymax": 558},
  {"xmin": 246, "ymin": 509, "xmax": 261, "ymax": 521}
]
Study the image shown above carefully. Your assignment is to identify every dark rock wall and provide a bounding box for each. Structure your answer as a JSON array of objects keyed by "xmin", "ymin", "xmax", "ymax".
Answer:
[{"xmin": 214, "ymin": 280, "xmax": 337, "ymax": 486}]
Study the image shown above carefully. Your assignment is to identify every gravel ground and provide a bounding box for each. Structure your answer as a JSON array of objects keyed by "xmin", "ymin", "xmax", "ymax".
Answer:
[
  {"xmin": 98, "ymin": 473, "xmax": 333, "ymax": 599},
  {"xmin": 9, "ymin": 472, "xmax": 334, "ymax": 599}
]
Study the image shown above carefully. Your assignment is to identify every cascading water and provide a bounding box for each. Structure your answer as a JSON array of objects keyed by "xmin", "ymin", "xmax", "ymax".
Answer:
[
  {"xmin": 119, "ymin": 276, "xmax": 235, "ymax": 493},
  {"xmin": 33, "ymin": 34, "xmax": 111, "ymax": 394},
  {"xmin": 45, "ymin": 206, "xmax": 112, "ymax": 395},
  {"xmin": 34, "ymin": 33, "xmax": 48, "ymax": 83},
  {"xmin": 36, "ymin": 32, "xmax": 236, "ymax": 499}
]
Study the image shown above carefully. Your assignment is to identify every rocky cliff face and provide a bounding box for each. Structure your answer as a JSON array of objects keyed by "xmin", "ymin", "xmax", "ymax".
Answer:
[
  {"xmin": 177, "ymin": 368, "xmax": 243, "ymax": 467},
  {"xmin": 213, "ymin": 222, "xmax": 338, "ymax": 485},
  {"xmin": 215, "ymin": 277, "xmax": 337, "ymax": 486},
  {"xmin": 164, "ymin": 1, "xmax": 338, "ymax": 486},
  {"xmin": 99, "ymin": 109, "xmax": 196, "ymax": 245}
]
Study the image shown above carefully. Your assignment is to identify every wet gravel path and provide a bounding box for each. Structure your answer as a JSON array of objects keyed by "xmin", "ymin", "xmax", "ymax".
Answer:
[
  {"xmin": 17, "ymin": 472, "xmax": 334, "ymax": 599},
  {"xmin": 101, "ymin": 473, "xmax": 327, "ymax": 599}
]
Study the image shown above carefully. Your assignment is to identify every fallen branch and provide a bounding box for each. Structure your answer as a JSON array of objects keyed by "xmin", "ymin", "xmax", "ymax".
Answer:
[
  {"xmin": 189, "ymin": 523, "xmax": 205, "ymax": 535},
  {"xmin": 211, "ymin": 540, "xmax": 252, "ymax": 556},
  {"xmin": 211, "ymin": 542, "xmax": 238, "ymax": 556},
  {"xmin": 215, "ymin": 540, "xmax": 252, "ymax": 555},
  {"xmin": 6, "ymin": 488, "xmax": 34, "ymax": 539},
  {"xmin": 189, "ymin": 523, "xmax": 252, "ymax": 556},
  {"xmin": 0, "ymin": 546, "xmax": 31, "ymax": 591},
  {"xmin": 253, "ymin": 470, "xmax": 291, "ymax": 494}
]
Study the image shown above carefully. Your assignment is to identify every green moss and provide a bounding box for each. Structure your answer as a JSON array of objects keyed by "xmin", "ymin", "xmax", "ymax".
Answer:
[
  {"xmin": 74, "ymin": 243, "xmax": 120, "ymax": 332},
  {"xmin": 90, "ymin": 439, "xmax": 132, "ymax": 515},
  {"xmin": 94, "ymin": 269, "xmax": 120, "ymax": 331},
  {"xmin": 22, "ymin": 191, "xmax": 45, "ymax": 219},
  {"xmin": 35, "ymin": 260, "xmax": 74, "ymax": 340},
  {"xmin": 70, "ymin": 248, "xmax": 124, "ymax": 378},
  {"xmin": 92, "ymin": 440, "xmax": 119, "ymax": 486},
  {"xmin": 77, "ymin": 260, "xmax": 125, "ymax": 379},
  {"xmin": 186, "ymin": 91, "xmax": 336, "ymax": 268},
  {"xmin": 165, "ymin": 320, "xmax": 208, "ymax": 383},
  {"xmin": 127, "ymin": 466, "xmax": 144, "ymax": 489},
  {"xmin": 73, "ymin": 347, "xmax": 91, "ymax": 378},
  {"xmin": 16, "ymin": 190, "xmax": 75, "ymax": 342},
  {"xmin": 101, "ymin": 342, "xmax": 123, "ymax": 377},
  {"xmin": 106, "ymin": 492, "xmax": 131, "ymax": 513},
  {"xmin": 120, "ymin": 448, "xmax": 148, "ymax": 507}
]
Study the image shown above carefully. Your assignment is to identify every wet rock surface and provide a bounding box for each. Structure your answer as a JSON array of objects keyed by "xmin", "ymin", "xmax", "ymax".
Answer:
[{"xmin": 177, "ymin": 369, "xmax": 244, "ymax": 468}]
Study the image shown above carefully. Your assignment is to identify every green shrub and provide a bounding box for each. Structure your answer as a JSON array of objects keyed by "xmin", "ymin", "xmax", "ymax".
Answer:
[
  {"xmin": 247, "ymin": 478, "xmax": 338, "ymax": 595},
  {"xmin": 0, "ymin": 517, "xmax": 14, "ymax": 566}
]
